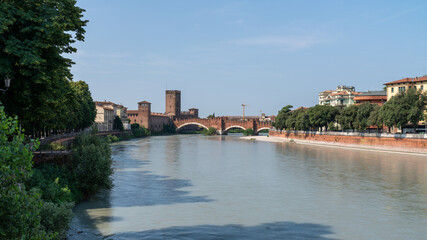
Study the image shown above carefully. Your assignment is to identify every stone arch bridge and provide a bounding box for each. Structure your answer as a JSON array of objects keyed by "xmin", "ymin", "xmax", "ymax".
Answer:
[{"xmin": 173, "ymin": 117, "xmax": 272, "ymax": 135}]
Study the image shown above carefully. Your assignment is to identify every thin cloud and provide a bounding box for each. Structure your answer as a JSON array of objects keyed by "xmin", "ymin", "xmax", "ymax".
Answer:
[
  {"xmin": 230, "ymin": 35, "xmax": 324, "ymax": 51},
  {"xmin": 373, "ymin": 4, "xmax": 427, "ymax": 25}
]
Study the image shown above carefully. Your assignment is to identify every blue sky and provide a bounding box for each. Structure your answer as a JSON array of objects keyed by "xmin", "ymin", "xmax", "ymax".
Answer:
[{"xmin": 70, "ymin": 0, "xmax": 427, "ymax": 117}]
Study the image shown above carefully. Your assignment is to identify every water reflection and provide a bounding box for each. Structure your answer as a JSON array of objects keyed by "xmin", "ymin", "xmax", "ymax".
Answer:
[
  {"xmin": 108, "ymin": 221, "xmax": 336, "ymax": 240},
  {"xmin": 69, "ymin": 135, "xmax": 427, "ymax": 240}
]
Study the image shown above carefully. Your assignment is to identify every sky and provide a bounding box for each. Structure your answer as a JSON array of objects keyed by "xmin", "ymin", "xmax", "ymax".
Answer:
[{"xmin": 70, "ymin": 0, "xmax": 427, "ymax": 117}]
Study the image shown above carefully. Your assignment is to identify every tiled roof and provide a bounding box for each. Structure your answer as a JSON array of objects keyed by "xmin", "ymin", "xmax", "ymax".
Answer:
[
  {"xmin": 384, "ymin": 76, "xmax": 427, "ymax": 85},
  {"xmin": 127, "ymin": 110, "xmax": 138, "ymax": 114}
]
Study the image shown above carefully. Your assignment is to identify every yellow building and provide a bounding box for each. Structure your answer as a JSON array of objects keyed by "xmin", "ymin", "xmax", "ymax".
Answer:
[{"xmin": 384, "ymin": 76, "xmax": 427, "ymax": 100}]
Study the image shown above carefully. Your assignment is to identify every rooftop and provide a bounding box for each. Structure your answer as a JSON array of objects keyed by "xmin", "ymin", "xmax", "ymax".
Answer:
[
  {"xmin": 384, "ymin": 76, "xmax": 427, "ymax": 85},
  {"xmin": 358, "ymin": 90, "xmax": 386, "ymax": 96}
]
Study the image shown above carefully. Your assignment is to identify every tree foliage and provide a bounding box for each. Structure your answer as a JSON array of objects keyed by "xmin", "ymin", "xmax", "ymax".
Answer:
[
  {"xmin": 274, "ymin": 105, "xmax": 293, "ymax": 130},
  {"xmin": 307, "ymin": 105, "xmax": 339, "ymax": 131},
  {"xmin": 0, "ymin": 104, "xmax": 54, "ymax": 239},
  {"xmin": 113, "ymin": 116, "xmax": 124, "ymax": 131},
  {"xmin": 379, "ymin": 89, "xmax": 426, "ymax": 129},
  {"xmin": 72, "ymin": 133, "xmax": 113, "ymax": 198},
  {"xmin": 0, "ymin": 0, "xmax": 88, "ymax": 132}
]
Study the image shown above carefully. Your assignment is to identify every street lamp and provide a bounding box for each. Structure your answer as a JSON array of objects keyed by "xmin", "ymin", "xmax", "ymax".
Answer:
[{"xmin": 0, "ymin": 77, "xmax": 11, "ymax": 94}]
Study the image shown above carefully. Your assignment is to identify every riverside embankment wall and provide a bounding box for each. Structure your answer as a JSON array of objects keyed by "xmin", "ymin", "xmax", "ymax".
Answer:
[{"xmin": 269, "ymin": 130, "xmax": 427, "ymax": 150}]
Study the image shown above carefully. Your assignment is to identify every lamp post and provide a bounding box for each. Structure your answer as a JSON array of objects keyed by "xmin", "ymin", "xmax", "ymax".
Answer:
[{"xmin": 0, "ymin": 77, "xmax": 11, "ymax": 94}]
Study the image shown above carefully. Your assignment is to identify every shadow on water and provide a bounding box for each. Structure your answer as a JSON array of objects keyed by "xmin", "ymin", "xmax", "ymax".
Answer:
[{"xmin": 105, "ymin": 221, "xmax": 336, "ymax": 240}]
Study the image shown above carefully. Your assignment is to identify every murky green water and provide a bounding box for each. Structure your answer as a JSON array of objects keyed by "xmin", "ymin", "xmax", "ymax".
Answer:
[{"xmin": 68, "ymin": 134, "xmax": 427, "ymax": 240}]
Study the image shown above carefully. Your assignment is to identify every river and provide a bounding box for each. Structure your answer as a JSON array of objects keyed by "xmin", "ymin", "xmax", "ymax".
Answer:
[{"xmin": 68, "ymin": 134, "xmax": 427, "ymax": 240}]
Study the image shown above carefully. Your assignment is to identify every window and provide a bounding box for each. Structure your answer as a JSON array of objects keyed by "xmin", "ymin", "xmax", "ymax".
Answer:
[
  {"xmin": 391, "ymin": 87, "xmax": 394, "ymax": 93},
  {"xmin": 414, "ymin": 86, "xmax": 417, "ymax": 90},
  {"xmin": 421, "ymin": 85, "xmax": 424, "ymax": 90},
  {"xmin": 398, "ymin": 86, "xmax": 405, "ymax": 92}
]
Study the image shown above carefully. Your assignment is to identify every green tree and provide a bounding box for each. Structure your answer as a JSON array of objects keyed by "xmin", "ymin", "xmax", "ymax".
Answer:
[
  {"xmin": 380, "ymin": 89, "xmax": 427, "ymax": 131},
  {"xmin": 70, "ymin": 81, "xmax": 96, "ymax": 130},
  {"xmin": 0, "ymin": 0, "xmax": 88, "ymax": 132},
  {"xmin": 307, "ymin": 105, "xmax": 339, "ymax": 131},
  {"xmin": 72, "ymin": 133, "xmax": 113, "ymax": 198},
  {"xmin": 113, "ymin": 116, "xmax": 124, "ymax": 131},
  {"xmin": 207, "ymin": 113, "xmax": 215, "ymax": 119},
  {"xmin": 367, "ymin": 105, "xmax": 383, "ymax": 132},
  {"xmin": 0, "ymin": 104, "xmax": 53, "ymax": 239},
  {"xmin": 336, "ymin": 105, "xmax": 358, "ymax": 131},
  {"xmin": 355, "ymin": 103, "xmax": 376, "ymax": 130},
  {"xmin": 274, "ymin": 105, "xmax": 293, "ymax": 130},
  {"xmin": 295, "ymin": 109, "xmax": 310, "ymax": 131},
  {"xmin": 243, "ymin": 128, "xmax": 254, "ymax": 136}
]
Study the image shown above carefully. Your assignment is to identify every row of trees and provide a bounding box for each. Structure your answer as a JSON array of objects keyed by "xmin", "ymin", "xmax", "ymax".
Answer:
[
  {"xmin": 0, "ymin": 0, "xmax": 94, "ymax": 134},
  {"xmin": 274, "ymin": 89, "xmax": 427, "ymax": 132}
]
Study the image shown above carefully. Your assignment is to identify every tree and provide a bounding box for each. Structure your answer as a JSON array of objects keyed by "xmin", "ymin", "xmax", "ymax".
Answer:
[
  {"xmin": 380, "ymin": 89, "xmax": 427, "ymax": 131},
  {"xmin": 307, "ymin": 105, "xmax": 339, "ymax": 131},
  {"xmin": 295, "ymin": 109, "xmax": 310, "ymax": 131},
  {"xmin": 0, "ymin": 0, "xmax": 88, "ymax": 132},
  {"xmin": 113, "ymin": 116, "xmax": 124, "ymax": 131},
  {"xmin": 0, "ymin": 104, "xmax": 53, "ymax": 239},
  {"xmin": 207, "ymin": 113, "xmax": 215, "ymax": 119},
  {"xmin": 274, "ymin": 105, "xmax": 293, "ymax": 130},
  {"xmin": 336, "ymin": 105, "xmax": 358, "ymax": 131},
  {"xmin": 355, "ymin": 103, "xmax": 376, "ymax": 130},
  {"xmin": 70, "ymin": 81, "xmax": 96, "ymax": 130},
  {"xmin": 367, "ymin": 105, "xmax": 382, "ymax": 132},
  {"xmin": 72, "ymin": 133, "xmax": 113, "ymax": 198}
]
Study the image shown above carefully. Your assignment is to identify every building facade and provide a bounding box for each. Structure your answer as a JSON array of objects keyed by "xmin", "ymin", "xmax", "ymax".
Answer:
[
  {"xmin": 384, "ymin": 76, "xmax": 427, "ymax": 100},
  {"xmin": 319, "ymin": 85, "xmax": 359, "ymax": 107},
  {"xmin": 127, "ymin": 90, "xmax": 199, "ymax": 132},
  {"xmin": 95, "ymin": 101, "xmax": 129, "ymax": 131}
]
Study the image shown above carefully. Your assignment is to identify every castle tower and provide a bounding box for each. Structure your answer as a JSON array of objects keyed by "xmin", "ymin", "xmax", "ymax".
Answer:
[
  {"xmin": 165, "ymin": 90, "xmax": 181, "ymax": 117},
  {"xmin": 138, "ymin": 101, "xmax": 151, "ymax": 128},
  {"xmin": 189, "ymin": 108, "xmax": 199, "ymax": 118}
]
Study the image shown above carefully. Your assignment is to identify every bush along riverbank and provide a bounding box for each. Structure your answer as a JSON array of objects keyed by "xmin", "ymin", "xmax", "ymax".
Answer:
[
  {"xmin": 106, "ymin": 123, "xmax": 150, "ymax": 143},
  {"xmin": 25, "ymin": 133, "xmax": 114, "ymax": 239},
  {"xmin": 1, "ymin": 105, "xmax": 113, "ymax": 239}
]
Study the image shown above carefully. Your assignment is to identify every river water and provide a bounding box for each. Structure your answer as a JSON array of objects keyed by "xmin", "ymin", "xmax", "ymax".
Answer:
[{"xmin": 68, "ymin": 134, "xmax": 427, "ymax": 240}]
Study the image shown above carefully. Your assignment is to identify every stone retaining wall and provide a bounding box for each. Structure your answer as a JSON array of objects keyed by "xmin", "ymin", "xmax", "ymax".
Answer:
[{"xmin": 269, "ymin": 130, "xmax": 427, "ymax": 150}]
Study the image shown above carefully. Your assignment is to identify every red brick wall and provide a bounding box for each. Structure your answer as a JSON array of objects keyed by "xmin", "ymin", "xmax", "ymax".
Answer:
[{"xmin": 269, "ymin": 130, "xmax": 427, "ymax": 150}]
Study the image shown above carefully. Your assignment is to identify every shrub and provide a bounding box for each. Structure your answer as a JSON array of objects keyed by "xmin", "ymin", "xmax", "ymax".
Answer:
[
  {"xmin": 0, "ymin": 104, "xmax": 53, "ymax": 239},
  {"xmin": 72, "ymin": 133, "xmax": 113, "ymax": 198},
  {"xmin": 107, "ymin": 134, "xmax": 119, "ymax": 143},
  {"xmin": 243, "ymin": 128, "xmax": 255, "ymax": 136},
  {"xmin": 50, "ymin": 142, "xmax": 66, "ymax": 151},
  {"xmin": 131, "ymin": 123, "xmax": 140, "ymax": 129},
  {"xmin": 206, "ymin": 127, "xmax": 217, "ymax": 135},
  {"xmin": 132, "ymin": 126, "xmax": 150, "ymax": 138},
  {"xmin": 39, "ymin": 201, "xmax": 74, "ymax": 239}
]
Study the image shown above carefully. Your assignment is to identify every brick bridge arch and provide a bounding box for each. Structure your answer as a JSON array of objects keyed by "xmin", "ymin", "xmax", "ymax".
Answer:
[{"xmin": 174, "ymin": 117, "xmax": 272, "ymax": 135}]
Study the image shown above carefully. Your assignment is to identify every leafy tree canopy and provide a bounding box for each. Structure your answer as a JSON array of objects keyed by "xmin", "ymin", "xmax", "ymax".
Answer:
[
  {"xmin": 380, "ymin": 89, "xmax": 427, "ymax": 129},
  {"xmin": 0, "ymin": 0, "xmax": 88, "ymax": 132},
  {"xmin": 274, "ymin": 105, "xmax": 293, "ymax": 130}
]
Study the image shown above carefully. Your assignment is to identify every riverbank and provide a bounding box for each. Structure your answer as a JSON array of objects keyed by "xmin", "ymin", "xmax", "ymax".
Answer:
[{"xmin": 240, "ymin": 136, "xmax": 427, "ymax": 156}]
